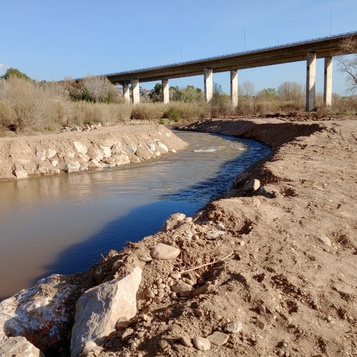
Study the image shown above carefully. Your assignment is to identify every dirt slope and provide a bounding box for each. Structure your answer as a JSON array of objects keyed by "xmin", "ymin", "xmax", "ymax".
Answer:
[{"xmin": 76, "ymin": 118, "xmax": 356, "ymax": 357}]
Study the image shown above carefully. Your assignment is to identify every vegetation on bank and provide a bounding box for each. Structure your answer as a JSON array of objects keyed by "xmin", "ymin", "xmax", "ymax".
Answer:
[{"xmin": 0, "ymin": 63, "xmax": 356, "ymax": 134}]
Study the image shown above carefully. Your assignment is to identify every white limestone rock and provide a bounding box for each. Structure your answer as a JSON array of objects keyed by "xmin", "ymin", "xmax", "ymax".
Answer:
[
  {"xmin": 47, "ymin": 148, "xmax": 57, "ymax": 159},
  {"xmin": 73, "ymin": 141, "xmax": 88, "ymax": 154},
  {"xmin": 155, "ymin": 140, "xmax": 169, "ymax": 152},
  {"xmin": 13, "ymin": 170, "xmax": 28, "ymax": 179},
  {"xmin": 162, "ymin": 213, "xmax": 186, "ymax": 232},
  {"xmin": 244, "ymin": 178, "xmax": 261, "ymax": 192},
  {"xmin": 113, "ymin": 153, "xmax": 130, "ymax": 165},
  {"xmin": 0, "ymin": 274, "xmax": 77, "ymax": 351},
  {"xmin": 87, "ymin": 147, "xmax": 104, "ymax": 162},
  {"xmin": 148, "ymin": 143, "xmax": 156, "ymax": 151},
  {"xmin": 99, "ymin": 146, "xmax": 111, "ymax": 158},
  {"xmin": 70, "ymin": 267, "xmax": 142, "ymax": 357},
  {"xmin": 0, "ymin": 336, "xmax": 44, "ymax": 357},
  {"xmin": 150, "ymin": 243, "xmax": 181, "ymax": 260},
  {"xmin": 225, "ymin": 321, "xmax": 243, "ymax": 334},
  {"xmin": 317, "ymin": 234, "xmax": 332, "ymax": 247}
]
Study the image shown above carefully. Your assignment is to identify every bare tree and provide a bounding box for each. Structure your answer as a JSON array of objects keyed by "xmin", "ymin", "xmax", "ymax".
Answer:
[
  {"xmin": 239, "ymin": 81, "xmax": 255, "ymax": 96},
  {"xmin": 336, "ymin": 37, "xmax": 357, "ymax": 93},
  {"xmin": 278, "ymin": 81, "xmax": 304, "ymax": 102},
  {"xmin": 82, "ymin": 75, "xmax": 119, "ymax": 103}
]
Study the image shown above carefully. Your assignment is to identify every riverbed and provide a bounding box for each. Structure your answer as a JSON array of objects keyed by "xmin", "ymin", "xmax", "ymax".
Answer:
[{"xmin": 0, "ymin": 131, "xmax": 269, "ymax": 299}]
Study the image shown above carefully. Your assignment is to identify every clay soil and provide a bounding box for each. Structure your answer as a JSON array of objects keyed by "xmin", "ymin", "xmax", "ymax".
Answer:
[{"xmin": 72, "ymin": 117, "xmax": 357, "ymax": 357}]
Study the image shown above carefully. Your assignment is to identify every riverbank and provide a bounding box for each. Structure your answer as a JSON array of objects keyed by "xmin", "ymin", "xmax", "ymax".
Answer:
[
  {"xmin": 0, "ymin": 117, "xmax": 356, "ymax": 356},
  {"xmin": 0, "ymin": 124, "xmax": 188, "ymax": 181}
]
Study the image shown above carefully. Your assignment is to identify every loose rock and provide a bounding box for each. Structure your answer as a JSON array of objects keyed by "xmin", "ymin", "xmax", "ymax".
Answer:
[
  {"xmin": 179, "ymin": 335, "xmax": 193, "ymax": 347},
  {"xmin": 207, "ymin": 331, "xmax": 230, "ymax": 346},
  {"xmin": 0, "ymin": 274, "xmax": 77, "ymax": 351},
  {"xmin": 171, "ymin": 280, "xmax": 194, "ymax": 297},
  {"xmin": 70, "ymin": 267, "xmax": 142, "ymax": 357},
  {"xmin": 162, "ymin": 213, "xmax": 186, "ymax": 232},
  {"xmin": 0, "ymin": 336, "xmax": 44, "ymax": 357},
  {"xmin": 192, "ymin": 336, "xmax": 211, "ymax": 351},
  {"xmin": 150, "ymin": 243, "xmax": 180, "ymax": 260},
  {"xmin": 225, "ymin": 321, "xmax": 243, "ymax": 334}
]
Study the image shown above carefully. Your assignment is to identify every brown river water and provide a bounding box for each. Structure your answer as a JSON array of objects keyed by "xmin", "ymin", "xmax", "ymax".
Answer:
[{"xmin": 0, "ymin": 131, "xmax": 269, "ymax": 300}]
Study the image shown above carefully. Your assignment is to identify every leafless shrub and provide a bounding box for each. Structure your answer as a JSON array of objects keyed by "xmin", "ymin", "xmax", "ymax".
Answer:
[
  {"xmin": 278, "ymin": 81, "xmax": 304, "ymax": 102},
  {"xmin": 82, "ymin": 75, "xmax": 120, "ymax": 103},
  {"xmin": 336, "ymin": 37, "xmax": 357, "ymax": 93},
  {"xmin": 0, "ymin": 77, "xmax": 60, "ymax": 131},
  {"xmin": 331, "ymin": 94, "xmax": 357, "ymax": 113}
]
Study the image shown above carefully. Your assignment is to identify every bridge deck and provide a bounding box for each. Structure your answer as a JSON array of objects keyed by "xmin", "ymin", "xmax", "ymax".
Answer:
[{"xmin": 102, "ymin": 32, "xmax": 357, "ymax": 85}]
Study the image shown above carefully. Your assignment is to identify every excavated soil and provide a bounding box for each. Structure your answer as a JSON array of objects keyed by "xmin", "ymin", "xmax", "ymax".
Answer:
[
  {"xmin": 2, "ymin": 117, "xmax": 356, "ymax": 357},
  {"xmin": 73, "ymin": 117, "xmax": 357, "ymax": 357}
]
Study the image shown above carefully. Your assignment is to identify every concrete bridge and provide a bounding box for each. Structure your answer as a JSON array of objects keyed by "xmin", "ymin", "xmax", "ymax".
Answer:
[{"xmin": 103, "ymin": 32, "xmax": 357, "ymax": 111}]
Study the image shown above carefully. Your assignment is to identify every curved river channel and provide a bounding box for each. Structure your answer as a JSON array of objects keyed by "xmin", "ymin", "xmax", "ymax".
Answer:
[{"xmin": 0, "ymin": 131, "xmax": 269, "ymax": 299}]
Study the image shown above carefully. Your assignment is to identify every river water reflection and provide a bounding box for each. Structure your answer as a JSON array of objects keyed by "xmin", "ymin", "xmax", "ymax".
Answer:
[{"xmin": 0, "ymin": 131, "xmax": 269, "ymax": 299}]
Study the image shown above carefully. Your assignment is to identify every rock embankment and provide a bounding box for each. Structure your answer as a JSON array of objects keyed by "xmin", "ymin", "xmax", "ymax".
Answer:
[{"xmin": 0, "ymin": 124, "xmax": 188, "ymax": 181}]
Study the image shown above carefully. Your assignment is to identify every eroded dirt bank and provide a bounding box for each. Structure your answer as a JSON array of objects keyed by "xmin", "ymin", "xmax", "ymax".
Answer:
[
  {"xmin": 1, "ymin": 118, "xmax": 357, "ymax": 356},
  {"xmin": 0, "ymin": 124, "xmax": 188, "ymax": 181},
  {"xmin": 92, "ymin": 118, "xmax": 356, "ymax": 356}
]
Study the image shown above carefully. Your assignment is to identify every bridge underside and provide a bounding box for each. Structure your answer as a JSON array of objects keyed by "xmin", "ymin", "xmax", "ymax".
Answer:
[{"xmin": 98, "ymin": 32, "xmax": 357, "ymax": 110}]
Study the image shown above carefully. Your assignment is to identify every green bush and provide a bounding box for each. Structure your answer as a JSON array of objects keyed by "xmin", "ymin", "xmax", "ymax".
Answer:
[{"xmin": 163, "ymin": 107, "xmax": 182, "ymax": 121}]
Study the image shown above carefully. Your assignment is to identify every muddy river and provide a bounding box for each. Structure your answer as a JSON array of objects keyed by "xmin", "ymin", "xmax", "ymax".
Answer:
[{"xmin": 0, "ymin": 131, "xmax": 269, "ymax": 299}]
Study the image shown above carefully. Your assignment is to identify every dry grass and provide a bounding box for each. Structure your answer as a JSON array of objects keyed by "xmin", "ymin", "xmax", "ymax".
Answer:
[
  {"xmin": 0, "ymin": 77, "xmax": 356, "ymax": 134},
  {"xmin": 0, "ymin": 78, "xmax": 132, "ymax": 132}
]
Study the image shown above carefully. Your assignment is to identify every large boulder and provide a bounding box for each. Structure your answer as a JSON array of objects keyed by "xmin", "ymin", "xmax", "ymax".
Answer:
[
  {"xmin": 0, "ymin": 274, "xmax": 77, "ymax": 351},
  {"xmin": 70, "ymin": 266, "xmax": 142, "ymax": 357}
]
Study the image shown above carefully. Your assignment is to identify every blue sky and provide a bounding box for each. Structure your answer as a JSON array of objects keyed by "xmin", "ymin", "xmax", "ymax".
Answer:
[{"xmin": 1, "ymin": 0, "xmax": 356, "ymax": 95}]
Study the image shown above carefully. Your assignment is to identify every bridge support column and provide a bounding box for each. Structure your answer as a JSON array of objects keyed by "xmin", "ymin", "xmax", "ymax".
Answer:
[
  {"xmin": 230, "ymin": 70, "xmax": 239, "ymax": 108},
  {"xmin": 324, "ymin": 57, "xmax": 333, "ymax": 107},
  {"xmin": 204, "ymin": 68, "xmax": 213, "ymax": 103},
  {"xmin": 306, "ymin": 52, "xmax": 316, "ymax": 111},
  {"xmin": 162, "ymin": 79, "xmax": 169, "ymax": 104},
  {"xmin": 131, "ymin": 78, "xmax": 140, "ymax": 104},
  {"xmin": 123, "ymin": 84, "xmax": 130, "ymax": 103}
]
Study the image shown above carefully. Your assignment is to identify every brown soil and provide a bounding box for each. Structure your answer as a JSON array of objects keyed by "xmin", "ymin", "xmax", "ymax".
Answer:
[{"xmin": 73, "ymin": 117, "xmax": 357, "ymax": 357}]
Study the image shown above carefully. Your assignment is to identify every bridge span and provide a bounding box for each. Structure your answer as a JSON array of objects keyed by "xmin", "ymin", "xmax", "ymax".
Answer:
[{"xmin": 102, "ymin": 32, "xmax": 357, "ymax": 111}]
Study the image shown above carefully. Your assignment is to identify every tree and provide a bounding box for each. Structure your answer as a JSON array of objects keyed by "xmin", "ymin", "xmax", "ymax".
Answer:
[
  {"xmin": 149, "ymin": 83, "xmax": 163, "ymax": 102},
  {"xmin": 2, "ymin": 68, "xmax": 31, "ymax": 81},
  {"xmin": 81, "ymin": 75, "xmax": 118, "ymax": 103},
  {"xmin": 170, "ymin": 85, "xmax": 203, "ymax": 102},
  {"xmin": 213, "ymin": 82, "xmax": 224, "ymax": 95},
  {"xmin": 260, "ymin": 88, "xmax": 278, "ymax": 98},
  {"xmin": 336, "ymin": 37, "xmax": 357, "ymax": 93},
  {"xmin": 239, "ymin": 81, "xmax": 255, "ymax": 96},
  {"xmin": 278, "ymin": 81, "xmax": 304, "ymax": 102}
]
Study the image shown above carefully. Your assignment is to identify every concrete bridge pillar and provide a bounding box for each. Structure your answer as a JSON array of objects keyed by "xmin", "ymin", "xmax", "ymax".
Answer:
[
  {"xmin": 306, "ymin": 52, "xmax": 316, "ymax": 111},
  {"xmin": 324, "ymin": 57, "xmax": 333, "ymax": 107},
  {"xmin": 230, "ymin": 70, "xmax": 239, "ymax": 108},
  {"xmin": 162, "ymin": 79, "xmax": 169, "ymax": 104},
  {"xmin": 123, "ymin": 84, "xmax": 130, "ymax": 103},
  {"xmin": 131, "ymin": 78, "xmax": 140, "ymax": 104},
  {"xmin": 204, "ymin": 68, "xmax": 213, "ymax": 103}
]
